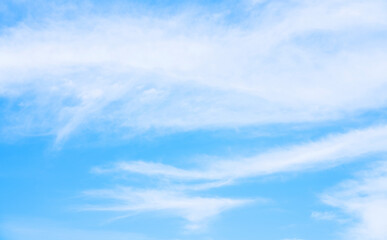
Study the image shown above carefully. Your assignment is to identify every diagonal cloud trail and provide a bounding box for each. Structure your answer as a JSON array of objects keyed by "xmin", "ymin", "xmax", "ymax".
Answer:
[{"xmin": 95, "ymin": 124, "xmax": 387, "ymax": 181}]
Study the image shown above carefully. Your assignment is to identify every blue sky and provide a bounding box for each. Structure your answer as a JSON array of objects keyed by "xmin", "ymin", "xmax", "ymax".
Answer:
[{"xmin": 1, "ymin": 0, "xmax": 387, "ymax": 239}]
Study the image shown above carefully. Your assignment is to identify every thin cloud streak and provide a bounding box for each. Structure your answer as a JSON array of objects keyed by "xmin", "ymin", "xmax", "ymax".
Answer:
[
  {"xmin": 82, "ymin": 187, "xmax": 252, "ymax": 230},
  {"xmin": 98, "ymin": 124, "xmax": 387, "ymax": 181}
]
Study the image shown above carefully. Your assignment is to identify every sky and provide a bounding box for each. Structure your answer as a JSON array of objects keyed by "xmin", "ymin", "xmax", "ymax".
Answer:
[{"xmin": 1, "ymin": 0, "xmax": 387, "ymax": 239}]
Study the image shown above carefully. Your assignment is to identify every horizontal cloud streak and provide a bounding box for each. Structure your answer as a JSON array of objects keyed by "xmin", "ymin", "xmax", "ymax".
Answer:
[
  {"xmin": 82, "ymin": 187, "xmax": 252, "ymax": 230},
  {"xmin": 99, "ymin": 124, "xmax": 387, "ymax": 180}
]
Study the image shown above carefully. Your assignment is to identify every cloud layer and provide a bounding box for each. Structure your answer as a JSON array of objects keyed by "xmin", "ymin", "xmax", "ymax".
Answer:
[
  {"xmin": 1, "ymin": 0, "xmax": 387, "ymax": 142},
  {"xmin": 2, "ymin": 0, "xmax": 387, "ymax": 236}
]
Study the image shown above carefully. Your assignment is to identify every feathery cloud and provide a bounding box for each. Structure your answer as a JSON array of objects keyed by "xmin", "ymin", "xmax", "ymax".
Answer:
[
  {"xmin": 82, "ymin": 187, "xmax": 252, "ymax": 230},
  {"xmin": 321, "ymin": 161, "xmax": 387, "ymax": 240},
  {"xmin": 96, "ymin": 124, "xmax": 387, "ymax": 181},
  {"xmin": 0, "ymin": 0, "xmax": 387, "ymax": 142}
]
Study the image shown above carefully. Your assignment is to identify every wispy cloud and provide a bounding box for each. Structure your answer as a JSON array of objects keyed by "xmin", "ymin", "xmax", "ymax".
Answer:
[
  {"xmin": 96, "ymin": 124, "xmax": 387, "ymax": 181},
  {"xmin": 311, "ymin": 211, "xmax": 346, "ymax": 223},
  {"xmin": 88, "ymin": 124, "xmax": 387, "ymax": 230},
  {"xmin": 82, "ymin": 187, "xmax": 252, "ymax": 230},
  {"xmin": 1, "ymin": 0, "xmax": 387, "ymax": 142},
  {"xmin": 321, "ymin": 161, "xmax": 387, "ymax": 240},
  {"xmin": 2, "ymin": 1, "xmax": 387, "ymax": 237}
]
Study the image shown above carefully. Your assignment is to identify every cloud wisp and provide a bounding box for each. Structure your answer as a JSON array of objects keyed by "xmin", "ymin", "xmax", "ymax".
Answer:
[
  {"xmin": 321, "ymin": 161, "xmax": 387, "ymax": 240},
  {"xmin": 96, "ymin": 124, "xmax": 387, "ymax": 181},
  {"xmin": 87, "ymin": 124, "xmax": 387, "ymax": 230},
  {"xmin": 82, "ymin": 187, "xmax": 252, "ymax": 230}
]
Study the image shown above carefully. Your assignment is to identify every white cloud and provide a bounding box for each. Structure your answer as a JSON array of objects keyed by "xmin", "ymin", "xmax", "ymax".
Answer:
[
  {"xmin": 311, "ymin": 211, "xmax": 343, "ymax": 222},
  {"xmin": 2, "ymin": 0, "xmax": 387, "ymax": 236},
  {"xmin": 96, "ymin": 124, "xmax": 387, "ymax": 181},
  {"xmin": 321, "ymin": 161, "xmax": 387, "ymax": 240},
  {"xmin": 0, "ymin": 0, "xmax": 387, "ymax": 142},
  {"xmin": 82, "ymin": 187, "xmax": 252, "ymax": 230},
  {"xmin": 88, "ymin": 124, "xmax": 387, "ymax": 230}
]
